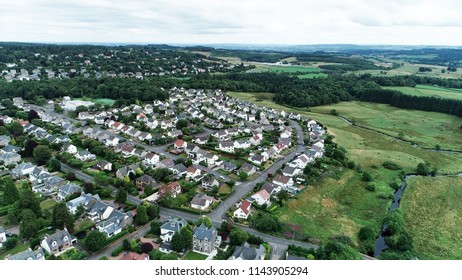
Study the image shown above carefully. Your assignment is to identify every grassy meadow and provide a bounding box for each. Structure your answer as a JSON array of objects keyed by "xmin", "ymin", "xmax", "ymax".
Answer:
[
  {"xmin": 384, "ymin": 85, "xmax": 462, "ymax": 101},
  {"xmin": 401, "ymin": 176, "xmax": 462, "ymax": 259},
  {"xmin": 353, "ymin": 62, "xmax": 462, "ymax": 79}
]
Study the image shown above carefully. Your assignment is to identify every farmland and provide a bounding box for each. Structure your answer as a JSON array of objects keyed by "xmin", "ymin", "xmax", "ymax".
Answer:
[
  {"xmin": 383, "ymin": 85, "xmax": 462, "ymax": 101},
  {"xmin": 401, "ymin": 176, "xmax": 462, "ymax": 259}
]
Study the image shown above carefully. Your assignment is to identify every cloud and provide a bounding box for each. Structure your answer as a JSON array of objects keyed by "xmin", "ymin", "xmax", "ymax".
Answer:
[{"xmin": 0, "ymin": 0, "xmax": 461, "ymax": 45}]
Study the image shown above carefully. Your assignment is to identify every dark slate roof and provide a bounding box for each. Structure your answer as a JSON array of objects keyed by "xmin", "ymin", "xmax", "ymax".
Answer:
[
  {"xmin": 161, "ymin": 218, "xmax": 187, "ymax": 233},
  {"xmin": 193, "ymin": 223, "xmax": 215, "ymax": 241},
  {"xmin": 232, "ymin": 243, "xmax": 266, "ymax": 260}
]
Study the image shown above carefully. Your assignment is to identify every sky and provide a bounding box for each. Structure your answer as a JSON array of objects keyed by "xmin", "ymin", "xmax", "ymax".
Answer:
[{"xmin": 1, "ymin": 0, "xmax": 461, "ymax": 45}]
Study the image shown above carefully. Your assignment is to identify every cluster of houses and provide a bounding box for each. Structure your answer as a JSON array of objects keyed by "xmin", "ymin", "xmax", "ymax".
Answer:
[
  {"xmin": 233, "ymin": 120, "xmax": 326, "ymax": 221},
  {"xmin": 67, "ymin": 193, "xmax": 133, "ymax": 237},
  {"xmin": 1, "ymin": 48, "xmax": 239, "ymax": 83},
  {"xmin": 0, "ymin": 135, "xmax": 22, "ymax": 167},
  {"xmin": 12, "ymin": 162, "xmax": 82, "ymax": 200}
]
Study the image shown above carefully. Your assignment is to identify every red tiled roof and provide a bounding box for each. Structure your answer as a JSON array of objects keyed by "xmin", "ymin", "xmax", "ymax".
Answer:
[{"xmin": 240, "ymin": 200, "xmax": 251, "ymax": 215}]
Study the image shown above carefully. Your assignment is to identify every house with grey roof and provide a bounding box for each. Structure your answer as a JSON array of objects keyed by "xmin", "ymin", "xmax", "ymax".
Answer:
[
  {"xmin": 192, "ymin": 224, "xmax": 221, "ymax": 254},
  {"xmin": 0, "ymin": 152, "xmax": 21, "ymax": 166},
  {"xmin": 56, "ymin": 183, "xmax": 82, "ymax": 201},
  {"xmin": 40, "ymin": 229, "xmax": 75, "ymax": 256},
  {"xmin": 0, "ymin": 135, "xmax": 11, "ymax": 147},
  {"xmin": 190, "ymin": 193, "xmax": 214, "ymax": 210},
  {"xmin": 160, "ymin": 218, "xmax": 188, "ymax": 242},
  {"xmin": 5, "ymin": 248, "xmax": 45, "ymax": 260},
  {"xmin": 229, "ymin": 242, "xmax": 266, "ymax": 260},
  {"xmin": 1, "ymin": 145, "xmax": 21, "ymax": 154}
]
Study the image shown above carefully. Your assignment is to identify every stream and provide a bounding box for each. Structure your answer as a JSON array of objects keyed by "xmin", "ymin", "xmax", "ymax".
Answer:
[{"xmin": 373, "ymin": 175, "xmax": 412, "ymax": 258}]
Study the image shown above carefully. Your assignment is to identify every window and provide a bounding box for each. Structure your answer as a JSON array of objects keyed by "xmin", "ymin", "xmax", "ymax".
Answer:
[{"xmin": 52, "ymin": 241, "xmax": 57, "ymax": 247}]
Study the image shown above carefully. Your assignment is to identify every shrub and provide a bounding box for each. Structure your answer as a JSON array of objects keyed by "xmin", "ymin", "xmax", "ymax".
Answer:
[
  {"xmin": 111, "ymin": 246, "xmax": 125, "ymax": 257},
  {"xmin": 140, "ymin": 242, "xmax": 154, "ymax": 253},
  {"xmin": 365, "ymin": 184, "xmax": 376, "ymax": 192},
  {"xmin": 382, "ymin": 161, "xmax": 402, "ymax": 170}
]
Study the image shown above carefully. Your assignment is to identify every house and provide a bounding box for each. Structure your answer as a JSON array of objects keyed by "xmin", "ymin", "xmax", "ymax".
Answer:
[
  {"xmin": 75, "ymin": 150, "xmax": 96, "ymax": 162},
  {"xmin": 135, "ymin": 174, "xmax": 157, "ymax": 190},
  {"xmin": 57, "ymin": 183, "xmax": 82, "ymax": 201},
  {"xmin": 192, "ymin": 224, "xmax": 221, "ymax": 254},
  {"xmin": 160, "ymin": 218, "xmax": 187, "ymax": 242},
  {"xmin": 0, "ymin": 152, "xmax": 21, "ymax": 166},
  {"xmin": 159, "ymin": 242, "xmax": 175, "ymax": 254},
  {"xmin": 249, "ymin": 154, "xmax": 265, "ymax": 165},
  {"xmin": 61, "ymin": 143, "xmax": 77, "ymax": 154},
  {"xmin": 0, "ymin": 227, "xmax": 6, "ymax": 248},
  {"xmin": 143, "ymin": 152, "xmax": 160, "ymax": 166},
  {"xmin": 261, "ymin": 182, "xmax": 282, "ymax": 195},
  {"xmin": 233, "ymin": 200, "xmax": 251, "ymax": 220},
  {"xmin": 40, "ymin": 229, "xmax": 74, "ymax": 256},
  {"xmin": 234, "ymin": 139, "xmax": 251, "ymax": 150},
  {"xmin": 239, "ymin": 163, "xmax": 257, "ymax": 176},
  {"xmin": 250, "ymin": 189, "xmax": 271, "ymax": 206},
  {"xmin": 201, "ymin": 176, "xmax": 219, "ymax": 191},
  {"xmin": 194, "ymin": 135, "xmax": 208, "ymax": 145},
  {"xmin": 218, "ymin": 141, "xmax": 235, "ymax": 153},
  {"xmin": 288, "ymin": 154, "xmax": 311, "ymax": 169},
  {"xmin": 185, "ymin": 166, "xmax": 202, "ymax": 181},
  {"xmin": 119, "ymin": 252, "xmax": 149, "ymax": 260},
  {"xmin": 229, "ymin": 242, "xmax": 265, "ymax": 260},
  {"xmin": 115, "ymin": 166, "xmax": 136, "ymax": 180},
  {"xmin": 0, "ymin": 135, "xmax": 11, "ymax": 147},
  {"xmin": 222, "ymin": 161, "xmax": 237, "ymax": 172},
  {"xmin": 157, "ymin": 181, "xmax": 181, "ymax": 200},
  {"xmin": 157, "ymin": 158, "xmax": 175, "ymax": 169},
  {"xmin": 249, "ymin": 134, "xmax": 262, "ymax": 146},
  {"xmin": 272, "ymin": 174, "xmax": 294, "ymax": 189},
  {"xmin": 4, "ymin": 248, "xmax": 45, "ymax": 260},
  {"xmin": 95, "ymin": 160, "xmax": 113, "ymax": 171},
  {"xmin": 282, "ymin": 166, "xmax": 302, "ymax": 177},
  {"xmin": 204, "ymin": 153, "xmax": 220, "ymax": 167},
  {"xmin": 1, "ymin": 145, "xmax": 21, "ymax": 154},
  {"xmin": 190, "ymin": 193, "xmax": 214, "ymax": 210},
  {"xmin": 169, "ymin": 163, "xmax": 187, "ymax": 177}
]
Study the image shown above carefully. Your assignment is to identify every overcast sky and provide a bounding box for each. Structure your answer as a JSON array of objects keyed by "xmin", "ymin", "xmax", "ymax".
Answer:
[{"xmin": 1, "ymin": 0, "xmax": 461, "ymax": 45}]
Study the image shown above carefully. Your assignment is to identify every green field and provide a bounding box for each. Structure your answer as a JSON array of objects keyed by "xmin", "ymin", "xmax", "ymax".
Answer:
[
  {"xmin": 401, "ymin": 176, "xmax": 462, "ymax": 259},
  {"xmin": 384, "ymin": 85, "xmax": 462, "ymax": 101},
  {"xmin": 310, "ymin": 101, "xmax": 462, "ymax": 152},
  {"xmin": 75, "ymin": 97, "xmax": 116, "ymax": 106},
  {"xmin": 353, "ymin": 62, "xmax": 462, "ymax": 79},
  {"xmin": 227, "ymin": 91, "xmax": 462, "ymax": 244},
  {"xmin": 248, "ymin": 63, "xmax": 325, "ymax": 78},
  {"xmin": 183, "ymin": 251, "xmax": 208, "ymax": 260},
  {"xmin": 297, "ymin": 73, "xmax": 328, "ymax": 79},
  {"xmin": 40, "ymin": 199, "xmax": 57, "ymax": 211}
]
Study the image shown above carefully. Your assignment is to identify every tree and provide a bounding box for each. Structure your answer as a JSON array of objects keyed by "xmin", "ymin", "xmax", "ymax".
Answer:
[
  {"xmin": 146, "ymin": 204, "xmax": 159, "ymax": 220},
  {"xmin": 176, "ymin": 119, "xmax": 189, "ymax": 130},
  {"xmin": 66, "ymin": 172, "xmax": 77, "ymax": 181},
  {"xmin": 52, "ymin": 203, "xmax": 75, "ymax": 230},
  {"xmin": 54, "ymin": 104, "xmax": 64, "ymax": 113},
  {"xmin": 33, "ymin": 145, "xmax": 52, "ymax": 165},
  {"xmin": 229, "ymin": 227, "xmax": 249, "ymax": 245},
  {"xmin": 416, "ymin": 162, "xmax": 430, "ymax": 175},
  {"xmin": 28, "ymin": 110, "xmax": 40, "ymax": 122},
  {"xmin": 20, "ymin": 209, "xmax": 40, "ymax": 239},
  {"xmin": 361, "ymin": 171, "xmax": 373, "ymax": 182},
  {"xmin": 115, "ymin": 189, "xmax": 127, "ymax": 204},
  {"xmin": 277, "ymin": 190, "xmax": 290, "ymax": 203},
  {"xmin": 150, "ymin": 221, "xmax": 161, "ymax": 235},
  {"xmin": 239, "ymin": 171, "xmax": 248, "ymax": 180},
  {"xmin": 383, "ymin": 210, "xmax": 405, "ymax": 236},
  {"xmin": 85, "ymin": 230, "xmax": 107, "ymax": 253},
  {"xmin": 358, "ymin": 226, "xmax": 376, "ymax": 241},
  {"xmin": 83, "ymin": 182, "xmax": 94, "ymax": 194},
  {"xmin": 19, "ymin": 188, "xmax": 42, "ymax": 217},
  {"xmin": 171, "ymin": 226, "xmax": 192, "ymax": 252},
  {"xmin": 321, "ymin": 241, "xmax": 362, "ymax": 260},
  {"xmin": 23, "ymin": 139, "xmax": 38, "ymax": 157},
  {"xmin": 195, "ymin": 217, "xmax": 212, "ymax": 228},
  {"xmin": 1, "ymin": 177, "xmax": 20, "ymax": 206},
  {"xmin": 252, "ymin": 214, "xmax": 282, "ymax": 232},
  {"xmin": 8, "ymin": 122, "xmax": 24, "ymax": 137},
  {"xmin": 48, "ymin": 157, "xmax": 62, "ymax": 172},
  {"xmin": 135, "ymin": 205, "xmax": 148, "ymax": 225},
  {"xmin": 3, "ymin": 238, "xmax": 18, "ymax": 250}
]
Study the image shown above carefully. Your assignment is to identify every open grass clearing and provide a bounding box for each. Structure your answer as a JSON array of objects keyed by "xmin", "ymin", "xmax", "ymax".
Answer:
[
  {"xmin": 183, "ymin": 251, "xmax": 208, "ymax": 260},
  {"xmin": 401, "ymin": 176, "xmax": 462, "ymax": 259},
  {"xmin": 352, "ymin": 62, "xmax": 462, "ymax": 79},
  {"xmin": 383, "ymin": 85, "xmax": 462, "ymax": 101},
  {"xmin": 40, "ymin": 199, "xmax": 57, "ymax": 211}
]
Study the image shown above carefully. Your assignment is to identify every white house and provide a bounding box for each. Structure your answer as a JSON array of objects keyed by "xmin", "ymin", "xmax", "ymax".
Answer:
[
  {"xmin": 272, "ymin": 174, "xmax": 294, "ymax": 189},
  {"xmin": 0, "ymin": 227, "xmax": 6, "ymax": 248},
  {"xmin": 143, "ymin": 152, "xmax": 160, "ymax": 166},
  {"xmin": 250, "ymin": 189, "xmax": 271, "ymax": 206},
  {"xmin": 218, "ymin": 141, "xmax": 235, "ymax": 153},
  {"xmin": 40, "ymin": 229, "xmax": 74, "ymax": 256},
  {"xmin": 190, "ymin": 193, "xmax": 214, "ymax": 210},
  {"xmin": 233, "ymin": 200, "xmax": 251, "ymax": 220},
  {"xmin": 61, "ymin": 143, "xmax": 78, "ymax": 155},
  {"xmin": 160, "ymin": 218, "xmax": 187, "ymax": 242}
]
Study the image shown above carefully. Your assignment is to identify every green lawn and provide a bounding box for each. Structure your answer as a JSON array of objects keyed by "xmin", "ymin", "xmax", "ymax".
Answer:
[
  {"xmin": 298, "ymin": 73, "xmax": 328, "ymax": 79},
  {"xmin": 183, "ymin": 251, "xmax": 208, "ymax": 260},
  {"xmin": 218, "ymin": 184, "xmax": 232, "ymax": 195},
  {"xmin": 75, "ymin": 97, "xmax": 116, "ymax": 106},
  {"xmin": 278, "ymin": 168, "xmax": 396, "ymax": 243},
  {"xmin": 401, "ymin": 176, "xmax": 462, "ymax": 259},
  {"xmin": 352, "ymin": 62, "xmax": 462, "ymax": 79},
  {"xmin": 40, "ymin": 199, "xmax": 57, "ymax": 211},
  {"xmin": 0, "ymin": 243, "xmax": 30, "ymax": 259},
  {"xmin": 383, "ymin": 85, "xmax": 462, "ymax": 101},
  {"xmin": 310, "ymin": 101, "xmax": 462, "ymax": 152}
]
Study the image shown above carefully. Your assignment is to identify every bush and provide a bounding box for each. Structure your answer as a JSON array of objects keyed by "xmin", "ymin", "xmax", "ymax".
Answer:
[
  {"xmin": 365, "ymin": 184, "xmax": 376, "ymax": 192},
  {"xmin": 140, "ymin": 242, "xmax": 154, "ymax": 253},
  {"xmin": 361, "ymin": 171, "xmax": 373, "ymax": 182},
  {"xmin": 382, "ymin": 161, "xmax": 402, "ymax": 170},
  {"xmin": 111, "ymin": 246, "xmax": 125, "ymax": 257}
]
